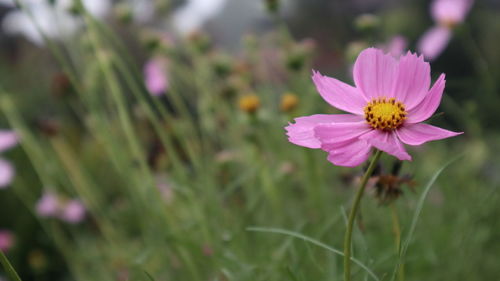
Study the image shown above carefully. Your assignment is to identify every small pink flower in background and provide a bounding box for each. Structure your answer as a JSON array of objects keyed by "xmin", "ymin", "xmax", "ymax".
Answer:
[
  {"xmin": 144, "ymin": 58, "xmax": 169, "ymax": 96},
  {"xmin": 59, "ymin": 200, "xmax": 86, "ymax": 224},
  {"xmin": 0, "ymin": 130, "xmax": 18, "ymax": 188},
  {"xmin": 0, "ymin": 230, "xmax": 14, "ymax": 252},
  {"xmin": 418, "ymin": 27, "xmax": 452, "ymax": 62},
  {"xmin": 35, "ymin": 191, "xmax": 86, "ymax": 224},
  {"xmin": 285, "ymin": 48, "xmax": 461, "ymax": 167},
  {"xmin": 383, "ymin": 36, "xmax": 408, "ymax": 58},
  {"xmin": 36, "ymin": 192, "xmax": 59, "ymax": 217},
  {"xmin": 431, "ymin": 0, "xmax": 474, "ymax": 26},
  {"xmin": 418, "ymin": 0, "xmax": 474, "ymax": 61}
]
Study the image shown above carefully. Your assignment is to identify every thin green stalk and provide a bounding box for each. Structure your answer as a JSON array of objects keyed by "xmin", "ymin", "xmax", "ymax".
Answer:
[
  {"xmin": 390, "ymin": 204, "xmax": 404, "ymax": 281},
  {"xmin": 0, "ymin": 250, "xmax": 22, "ymax": 281},
  {"xmin": 344, "ymin": 149, "xmax": 383, "ymax": 281}
]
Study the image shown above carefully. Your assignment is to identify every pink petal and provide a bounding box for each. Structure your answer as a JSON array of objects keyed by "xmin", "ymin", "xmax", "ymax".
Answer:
[
  {"xmin": 0, "ymin": 131, "xmax": 18, "ymax": 153},
  {"xmin": 417, "ymin": 26, "xmax": 452, "ymax": 62},
  {"xmin": 396, "ymin": 123, "xmax": 462, "ymax": 146},
  {"xmin": 360, "ymin": 130, "xmax": 412, "ymax": 161},
  {"xmin": 407, "ymin": 74, "xmax": 446, "ymax": 123},
  {"xmin": 285, "ymin": 114, "xmax": 364, "ymax": 149},
  {"xmin": 391, "ymin": 51, "xmax": 431, "ymax": 110},
  {"xmin": 324, "ymin": 139, "xmax": 372, "ymax": 167},
  {"xmin": 144, "ymin": 58, "xmax": 169, "ymax": 96},
  {"xmin": 353, "ymin": 48, "xmax": 398, "ymax": 100},
  {"xmin": 312, "ymin": 71, "xmax": 367, "ymax": 115},
  {"xmin": 314, "ymin": 122, "xmax": 372, "ymax": 145},
  {"xmin": 432, "ymin": 0, "xmax": 474, "ymax": 24},
  {"xmin": 0, "ymin": 159, "xmax": 14, "ymax": 188}
]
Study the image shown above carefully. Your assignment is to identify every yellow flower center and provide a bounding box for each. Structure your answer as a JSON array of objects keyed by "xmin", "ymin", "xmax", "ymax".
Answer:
[{"xmin": 364, "ymin": 97, "xmax": 407, "ymax": 130}]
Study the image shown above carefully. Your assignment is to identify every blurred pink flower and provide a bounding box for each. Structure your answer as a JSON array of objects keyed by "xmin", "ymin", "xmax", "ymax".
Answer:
[
  {"xmin": 418, "ymin": 0, "xmax": 474, "ymax": 61},
  {"xmin": 0, "ymin": 230, "xmax": 14, "ymax": 252},
  {"xmin": 36, "ymin": 191, "xmax": 86, "ymax": 224},
  {"xmin": 418, "ymin": 27, "xmax": 452, "ymax": 62},
  {"xmin": 0, "ymin": 130, "xmax": 17, "ymax": 188},
  {"xmin": 144, "ymin": 58, "xmax": 169, "ymax": 96},
  {"xmin": 384, "ymin": 36, "xmax": 408, "ymax": 58},
  {"xmin": 431, "ymin": 0, "xmax": 474, "ymax": 26},
  {"xmin": 285, "ymin": 48, "xmax": 461, "ymax": 167},
  {"xmin": 59, "ymin": 200, "xmax": 86, "ymax": 224},
  {"xmin": 36, "ymin": 192, "xmax": 60, "ymax": 217}
]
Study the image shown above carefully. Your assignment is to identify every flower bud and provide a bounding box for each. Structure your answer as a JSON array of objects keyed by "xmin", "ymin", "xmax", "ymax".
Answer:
[
  {"xmin": 280, "ymin": 93, "xmax": 299, "ymax": 112},
  {"xmin": 187, "ymin": 31, "xmax": 212, "ymax": 54},
  {"xmin": 114, "ymin": 3, "xmax": 133, "ymax": 24},
  {"xmin": 264, "ymin": 0, "xmax": 280, "ymax": 14},
  {"xmin": 51, "ymin": 72, "xmax": 73, "ymax": 98},
  {"xmin": 212, "ymin": 54, "xmax": 233, "ymax": 77},
  {"xmin": 239, "ymin": 94, "xmax": 261, "ymax": 114},
  {"xmin": 354, "ymin": 14, "xmax": 380, "ymax": 32}
]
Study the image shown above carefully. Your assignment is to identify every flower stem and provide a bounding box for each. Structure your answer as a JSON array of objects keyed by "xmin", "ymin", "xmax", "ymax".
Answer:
[
  {"xmin": 344, "ymin": 149, "xmax": 383, "ymax": 281},
  {"xmin": 0, "ymin": 250, "xmax": 22, "ymax": 281},
  {"xmin": 391, "ymin": 203, "xmax": 404, "ymax": 281}
]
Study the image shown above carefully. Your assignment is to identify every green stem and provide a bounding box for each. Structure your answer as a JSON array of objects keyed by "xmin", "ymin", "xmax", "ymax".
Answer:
[
  {"xmin": 344, "ymin": 149, "xmax": 383, "ymax": 281},
  {"xmin": 0, "ymin": 250, "xmax": 22, "ymax": 281},
  {"xmin": 391, "ymin": 204, "xmax": 404, "ymax": 281}
]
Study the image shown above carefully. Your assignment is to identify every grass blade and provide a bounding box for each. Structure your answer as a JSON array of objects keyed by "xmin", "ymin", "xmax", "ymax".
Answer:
[
  {"xmin": 247, "ymin": 227, "xmax": 380, "ymax": 281},
  {"xmin": 389, "ymin": 155, "xmax": 463, "ymax": 281}
]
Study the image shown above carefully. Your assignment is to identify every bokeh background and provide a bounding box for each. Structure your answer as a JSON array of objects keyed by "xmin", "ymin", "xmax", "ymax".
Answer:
[{"xmin": 0, "ymin": 0, "xmax": 499, "ymax": 280}]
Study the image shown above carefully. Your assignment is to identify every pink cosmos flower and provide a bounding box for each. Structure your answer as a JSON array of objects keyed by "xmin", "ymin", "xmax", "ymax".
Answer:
[
  {"xmin": 0, "ymin": 230, "xmax": 14, "ymax": 252},
  {"xmin": 431, "ymin": 0, "xmax": 474, "ymax": 25},
  {"xmin": 144, "ymin": 58, "xmax": 169, "ymax": 96},
  {"xmin": 418, "ymin": 0, "xmax": 474, "ymax": 61},
  {"xmin": 285, "ymin": 48, "xmax": 462, "ymax": 167},
  {"xmin": 0, "ymin": 130, "xmax": 17, "ymax": 188},
  {"xmin": 36, "ymin": 192, "xmax": 59, "ymax": 217},
  {"xmin": 59, "ymin": 200, "xmax": 86, "ymax": 224}
]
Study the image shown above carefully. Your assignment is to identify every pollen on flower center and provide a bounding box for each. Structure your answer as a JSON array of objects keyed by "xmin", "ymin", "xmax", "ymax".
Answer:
[{"xmin": 364, "ymin": 97, "xmax": 407, "ymax": 130}]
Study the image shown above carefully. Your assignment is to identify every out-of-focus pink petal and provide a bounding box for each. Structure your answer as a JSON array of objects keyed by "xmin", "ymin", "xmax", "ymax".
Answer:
[
  {"xmin": 396, "ymin": 123, "xmax": 462, "ymax": 146},
  {"xmin": 0, "ymin": 230, "xmax": 14, "ymax": 252},
  {"xmin": 285, "ymin": 114, "xmax": 364, "ymax": 149},
  {"xmin": 432, "ymin": 0, "xmax": 474, "ymax": 25},
  {"xmin": 391, "ymin": 52, "xmax": 431, "ymax": 109},
  {"xmin": 314, "ymin": 122, "xmax": 372, "ymax": 145},
  {"xmin": 360, "ymin": 130, "xmax": 412, "ymax": 161},
  {"xmin": 324, "ymin": 139, "xmax": 372, "ymax": 167},
  {"xmin": 417, "ymin": 26, "xmax": 452, "ymax": 62},
  {"xmin": 0, "ymin": 131, "xmax": 17, "ymax": 153},
  {"xmin": 353, "ymin": 48, "xmax": 398, "ymax": 100},
  {"xmin": 312, "ymin": 71, "xmax": 367, "ymax": 115},
  {"xmin": 59, "ymin": 200, "xmax": 86, "ymax": 224},
  {"xmin": 144, "ymin": 58, "xmax": 169, "ymax": 96},
  {"xmin": 407, "ymin": 74, "xmax": 446, "ymax": 123},
  {"xmin": 36, "ymin": 192, "xmax": 59, "ymax": 217},
  {"xmin": 0, "ymin": 159, "xmax": 14, "ymax": 188}
]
